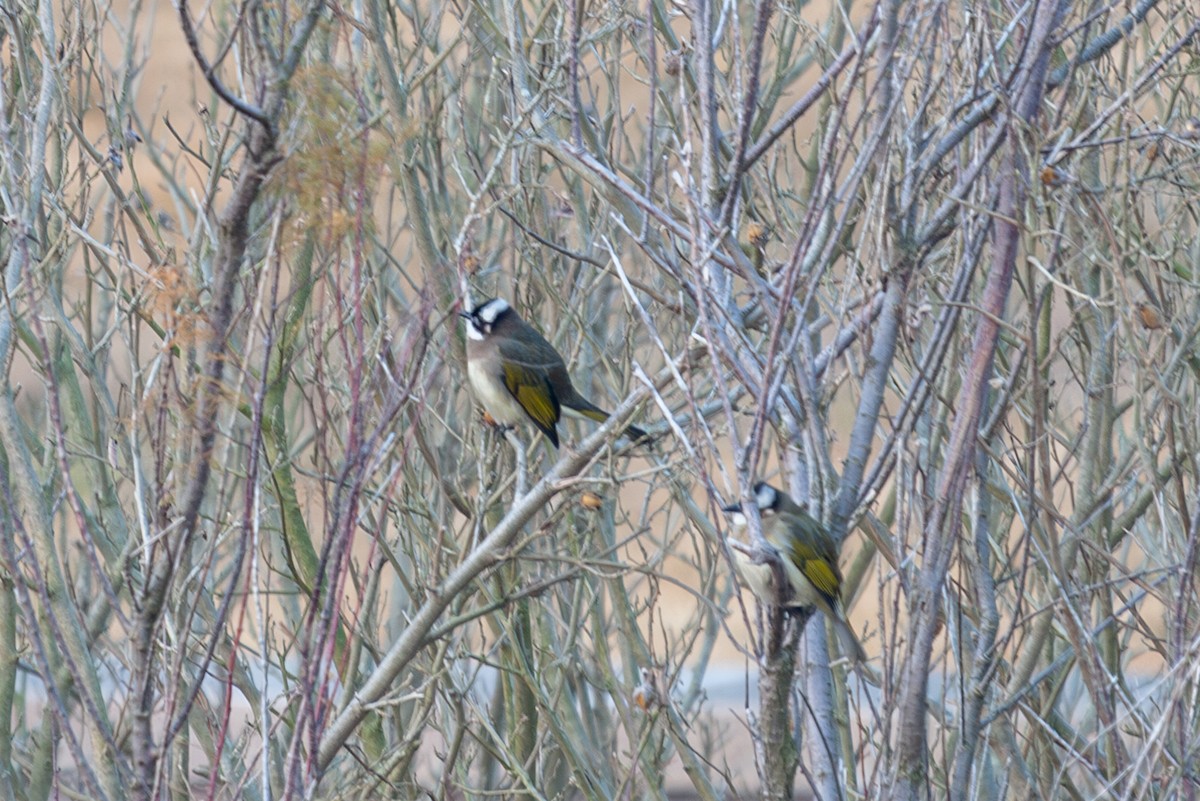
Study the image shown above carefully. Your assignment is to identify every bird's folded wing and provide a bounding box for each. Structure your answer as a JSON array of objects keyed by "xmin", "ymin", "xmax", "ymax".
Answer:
[
  {"xmin": 502, "ymin": 362, "xmax": 561, "ymax": 433},
  {"xmin": 787, "ymin": 539, "xmax": 841, "ymax": 600}
]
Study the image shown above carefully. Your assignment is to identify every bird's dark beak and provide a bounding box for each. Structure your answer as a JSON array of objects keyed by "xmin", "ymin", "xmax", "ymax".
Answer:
[
  {"xmin": 721, "ymin": 502, "xmax": 743, "ymax": 514},
  {"xmin": 458, "ymin": 310, "xmax": 472, "ymax": 320}
]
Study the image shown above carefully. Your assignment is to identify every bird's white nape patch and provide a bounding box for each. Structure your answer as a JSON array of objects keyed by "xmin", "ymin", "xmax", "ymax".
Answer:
[
  {"xmin": 754, "ymin": 483, "xmax": 778, "ymax": 511},
  {"xmin": 476, "ymin": 297, "xmax": 510, "ymax": 324}
]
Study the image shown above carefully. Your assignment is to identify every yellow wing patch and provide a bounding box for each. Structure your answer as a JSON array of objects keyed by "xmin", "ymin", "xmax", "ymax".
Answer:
[
  {"xmin": 502, "ymin": 362, "xmax": 561, "ymax": 445},
  {"xmin": 789, "ymin": 540, "xmax": 841, "ymax": 601}
]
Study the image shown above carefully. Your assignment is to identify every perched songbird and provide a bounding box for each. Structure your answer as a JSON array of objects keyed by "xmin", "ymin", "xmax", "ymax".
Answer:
[
  {"xmin": 461, "ymin": 298, "xmax": 649, "ymax": 448},
  {"xmin": 723, "ymin": 482, "xmax": 867, "ymax": 663}
]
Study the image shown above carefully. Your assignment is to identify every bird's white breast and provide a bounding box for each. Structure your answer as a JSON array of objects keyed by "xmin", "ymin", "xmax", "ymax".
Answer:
[
  {"xmin": 467, "ymin": 358, "xmax": 528, "ymax": 426},
  {"xmin": 731, "ymin": 540, "xmax": 822, "ymax": 609},
  {"xmin": 731, "ymin": 550, "xmax": 780, "ymax": 607}
]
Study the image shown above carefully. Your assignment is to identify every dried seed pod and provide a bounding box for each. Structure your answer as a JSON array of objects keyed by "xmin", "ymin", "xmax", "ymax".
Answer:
[
  {"xmin": 1040, "ymin": 165, "xmax": 1070, "ymax": 187},
  {"xmin": 746, "ymin": 221, "xmax": 769, "ymax": 249},
  {"xmin": 632, "ymin": 668, "xmax": 659, "ymax": 710},
  {"xmin": 664, "ymin": 51, "xmax": 682, "ymax": 77},
  {"xmin": 1136, "ymin": 302, "xmax": 1164, "ymax": 330},
  {"xmin": 1142, "ymin": 138, "xmax": 1164, "ymax": 162}
]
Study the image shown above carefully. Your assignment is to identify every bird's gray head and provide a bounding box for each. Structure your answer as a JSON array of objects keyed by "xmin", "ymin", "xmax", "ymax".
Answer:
[
  {"xmin": 461, "ymin": 298, "xmax": 511, "ymax": 341},
  {"xmin": 721, "ymin": 481, "xmax": 782, "ymax": 526}
]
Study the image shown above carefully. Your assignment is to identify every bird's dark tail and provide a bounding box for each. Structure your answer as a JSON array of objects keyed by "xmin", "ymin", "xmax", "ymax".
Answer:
[
  {"xmin": 832, "ymin": 617, "xmax": 868, "ymax": 665},
  {"xmin": 565, "ymin": 401, "xmax": 653, "ymax": 446}
]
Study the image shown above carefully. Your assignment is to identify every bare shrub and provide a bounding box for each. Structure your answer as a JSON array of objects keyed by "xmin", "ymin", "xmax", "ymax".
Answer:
[{"xmin": 2, "ymin": 0, "xmax": 1198, "ymax": 798}]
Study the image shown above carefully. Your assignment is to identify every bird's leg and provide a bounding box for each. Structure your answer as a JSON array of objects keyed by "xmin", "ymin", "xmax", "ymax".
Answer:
[{"xmin": 480, "ymin": 409, "xmax": 514, "ymax": 435}]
